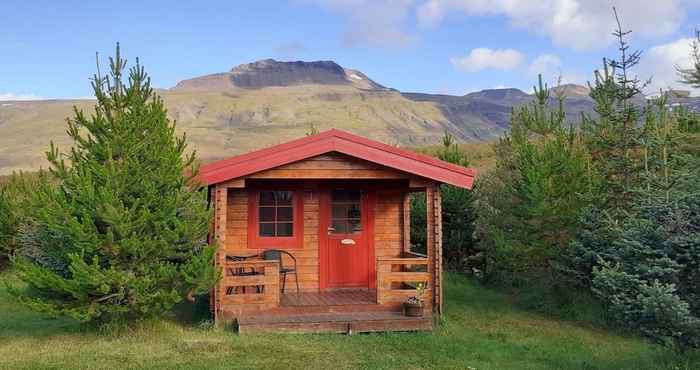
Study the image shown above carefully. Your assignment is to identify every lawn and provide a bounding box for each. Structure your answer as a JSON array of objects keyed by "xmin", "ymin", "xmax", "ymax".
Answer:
[{"xmin": 0, "ymin": 272, "xmax": 697, "ymax": 370}]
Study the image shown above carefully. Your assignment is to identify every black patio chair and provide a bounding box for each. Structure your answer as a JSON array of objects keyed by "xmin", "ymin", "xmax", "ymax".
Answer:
[
  {"xmin": 225, "ymin": 254, "xmax": 262, "ymax": 294},
  {"xmin": 262, "ymin": 249, "xmax": 300, "ymax": 295}
]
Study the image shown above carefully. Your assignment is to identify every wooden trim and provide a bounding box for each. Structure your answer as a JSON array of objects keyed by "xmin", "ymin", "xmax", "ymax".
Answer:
[
  {"xmin": 436, "ymin": 187, "xmax": 443, "ymax": 315},
  {"xmin": 213, "ymin": 185, "xmax": 228, "ymax": 323},
  {"xmin": 199, "ymin": 129, "xmax": 476, "ymax": 189},
  {"xmin": 247, "ymin": 188, "xmax": 304, "ymax": 249},
  {"xmin": 427, "ymin": 185, "xmax": 443, "ymax": 316},
  {"xmin": 376, "ymin": 257, "xmax": 429, "ymax": 264},
  {"xmin": 219, "ymin": 178, "xmax": 246, "ymax": 188},
  {"xmin": 426, "ymin": 185, "xmax": 436, "ymax": 314}
]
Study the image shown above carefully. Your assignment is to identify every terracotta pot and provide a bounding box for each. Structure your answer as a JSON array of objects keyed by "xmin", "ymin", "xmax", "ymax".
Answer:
[{"xmin": 403, "ymin": 302, "xmax": 424, "ymax": 317}]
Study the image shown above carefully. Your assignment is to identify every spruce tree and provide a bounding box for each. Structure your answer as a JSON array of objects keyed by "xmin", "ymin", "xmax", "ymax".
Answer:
[
  {"xmin": 582, "ymin": 8, "xmax": 646, "ymax": 211},
  {"xmin": 10, "ymin": 45, "xmax": 219, "ymax": 323},
  {"xmin": 677, "ymin": 30, "xmax": 700, "ymax": 88}
]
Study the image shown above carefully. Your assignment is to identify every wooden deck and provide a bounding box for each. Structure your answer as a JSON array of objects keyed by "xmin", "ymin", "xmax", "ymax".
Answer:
[
  {"xmin": 233, "ymin": 289, "xmax": 432, "ymax": 334},
  {"xmin": 280, "ymin": 289, "xmax": 376, "ymax": 307},
  {"xmin": 236, "ymin": 311, "xmax": 432, "ymax": 334}
]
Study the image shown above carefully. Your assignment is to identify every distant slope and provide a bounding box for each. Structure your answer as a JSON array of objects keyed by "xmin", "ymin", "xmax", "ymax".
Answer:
[{"xmin": 5, "ymin": 58, "xmax": 695, "ymax": 175}]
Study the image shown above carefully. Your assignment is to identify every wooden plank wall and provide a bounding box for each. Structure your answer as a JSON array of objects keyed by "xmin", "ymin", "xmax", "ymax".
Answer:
[
  {"xmin": 374, "ymin": 191, "xmax": 404, "ymax": 260},
  {"xmin": 224, "ymin": 188, "xmax": 320, "ymax": 292},
  {"xmin": 223, "ymin": 187, "xmax": 407, "ymax": 293}
]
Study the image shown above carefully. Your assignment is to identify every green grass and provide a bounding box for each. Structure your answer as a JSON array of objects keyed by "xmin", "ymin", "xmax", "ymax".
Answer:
[{"xmin": 0, "ymin": 272, "xmax": 697, "ymax": 370}]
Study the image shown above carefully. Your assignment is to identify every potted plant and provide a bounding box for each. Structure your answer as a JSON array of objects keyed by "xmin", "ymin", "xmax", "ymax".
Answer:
[{"xmin": 403, "ymin": 282, "xmax": 426, "ymax": 317}]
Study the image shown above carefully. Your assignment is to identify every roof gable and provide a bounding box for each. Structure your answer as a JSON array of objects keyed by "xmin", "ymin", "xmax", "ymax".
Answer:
[{"xmin": 199, "ymin": 129, "xmax": 476, "ymax": 189}]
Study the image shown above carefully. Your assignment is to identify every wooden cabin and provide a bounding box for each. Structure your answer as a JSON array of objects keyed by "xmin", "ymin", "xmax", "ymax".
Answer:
[{"xmin": 199, "ymin": 129, "xmax": 475, "ymax": 333}]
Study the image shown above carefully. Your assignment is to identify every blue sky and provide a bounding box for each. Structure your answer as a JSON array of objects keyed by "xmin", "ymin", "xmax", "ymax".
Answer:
[{"xmin": 2, "ymin": 0, "xmax": 700, "ymax": 100}]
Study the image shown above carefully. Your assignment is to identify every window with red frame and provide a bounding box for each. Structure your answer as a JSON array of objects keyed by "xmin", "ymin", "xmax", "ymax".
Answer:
[
  {"xmin": 248, "ymin": 189, "xmax": 303, "ymax": 249},
  {"xmin": 258, "ymin": 190, "xmax": 294, "ymax": 237}
]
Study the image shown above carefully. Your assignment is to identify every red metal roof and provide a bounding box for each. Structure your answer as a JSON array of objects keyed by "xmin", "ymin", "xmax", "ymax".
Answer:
[{"xmin": 199, "ymin": 129, "xmax": 476, "ymax": 189}]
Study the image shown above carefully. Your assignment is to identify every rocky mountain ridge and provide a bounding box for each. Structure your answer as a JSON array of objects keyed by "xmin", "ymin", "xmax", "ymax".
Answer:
[{"xmin": 1, "ymin": 59, "xmax": 697, "ymax": 175}]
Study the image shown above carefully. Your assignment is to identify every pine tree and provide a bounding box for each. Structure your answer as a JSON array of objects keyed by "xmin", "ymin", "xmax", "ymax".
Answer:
[
  {"xmin": 582, "ymin": 8, "xmax": 647, "ymax": 211},
  {"xmin": 677, "ymin": 30, "xmax": 700, "ymax": 88},
  {"xmin": 476, "ymin": 75, "xmax": 595, "ymax": 284},
  {"xmin": 10, "ymin": 45, "xmax": 219, "ymax": 323}
]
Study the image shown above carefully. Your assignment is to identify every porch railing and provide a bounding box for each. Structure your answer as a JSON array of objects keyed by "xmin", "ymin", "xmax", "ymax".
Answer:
[
  {"xmin": 376, "ymin": 254, "xmax": 431, "ymax": 305},
  {"xmin": 220, "ymin": 260, "xmax": 280, "ymax": 309}
]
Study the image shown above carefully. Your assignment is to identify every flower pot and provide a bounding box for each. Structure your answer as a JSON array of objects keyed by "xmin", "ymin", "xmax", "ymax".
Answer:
[{"xmin": 403, "ymin": 302, "xmax": 424, "ymax": 317}]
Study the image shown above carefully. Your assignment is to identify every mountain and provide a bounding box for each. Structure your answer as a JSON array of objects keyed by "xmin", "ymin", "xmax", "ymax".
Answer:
[
  {"xmin": 550, "ymin": 84, "xmax": 590, "ymax": 98},
  {"xmin": 0, "ymin": 59, "xmax": 618, "ymax": 175},
  {"xmin": 174, "ymin": 59, "xmax": 387, "ymax": 91}
]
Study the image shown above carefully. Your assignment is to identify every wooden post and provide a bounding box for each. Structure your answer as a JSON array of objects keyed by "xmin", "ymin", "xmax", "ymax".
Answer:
[
  {"xmin": 213, "ymin": 185, "xmax": 228, "ymax": 323},
  {"xmin": 402, "ymin": 191, "xmax": 411, "ymax": 255},
  {"xmin": 426, "ymin": 185, "xmax": 435, "ymax": 313},
  {"xmin": 426, "ymin": 184, "xmax": 443, "ymax": 316},
  {"xmin": 434, "ymin": 186, "xmax": 443, "ymax": 315}
]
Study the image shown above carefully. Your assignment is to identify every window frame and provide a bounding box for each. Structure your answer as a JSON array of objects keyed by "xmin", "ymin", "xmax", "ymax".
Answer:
[
  {"xmin": 247, "ymin": 188, "xmax": 304, "ymax": 249},
  {"xmin": 329, "ymin": 189, "xmax": 363, "ymax": 234}
]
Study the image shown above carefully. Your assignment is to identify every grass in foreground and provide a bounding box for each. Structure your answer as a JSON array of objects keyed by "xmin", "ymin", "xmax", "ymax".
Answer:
[{"xmin": 0, "ymin": 272, "xmax": 697, "ymax": 370}]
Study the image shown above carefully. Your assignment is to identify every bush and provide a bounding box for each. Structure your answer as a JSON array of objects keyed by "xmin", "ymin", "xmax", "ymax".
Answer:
[
  {"xmin": 0, "ymin": 172, "xmax": 48, "ymax": 268},
  {"xmin": 568, "ymin": 193, "xmax": 700, "ymax": 350}
]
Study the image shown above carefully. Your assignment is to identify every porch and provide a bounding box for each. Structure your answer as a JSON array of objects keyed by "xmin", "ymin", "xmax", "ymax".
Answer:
[{"xmin": 218, "ymin": 252, "xmax": 434, "ymax": 333}]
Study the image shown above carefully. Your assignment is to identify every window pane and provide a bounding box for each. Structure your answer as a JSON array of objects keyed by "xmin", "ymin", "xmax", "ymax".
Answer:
[
  {"xmin": 349, "ymin": 219, "xmax": 362, "ymax": 232},
  {"xmin": 347, "ymin": 190, "xmax": 361, "ymax": 202},
  {"xmin": 259, "ymin": 223, "xmax": 275, "ymax": 237},
  {"xmin": 347, "ymin": 204, "xmax": 361, "ymax": 219},
  {"xmin": 277, "ymin": 206, "xmax": 293, "ymax": 222},
  {"xmin": 331, "ymin": 220, "xmax": 347, "ymax": 233},
  {"xmin": 259, "ymin": 206, "xmax": 275, "ymax": 222},
  {"xmin": 276, "ymin": 191, "xmax": 293, "ymax": 205},
  {"xmin": 277, "ymin": 222, "xmax": 293, "ymax": 237},
  {"xmin": 260, "ymin": 191, "xmax": 275, "ymax": 206},
  {"xmin": 332, "ymin": 204, "xmax": 347, "ymax": 219}
]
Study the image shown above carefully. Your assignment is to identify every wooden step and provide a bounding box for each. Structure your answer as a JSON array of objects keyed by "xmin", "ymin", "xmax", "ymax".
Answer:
[{"xmin": 236, "ymin": 311, "xmax": 433, "ymax": 334}]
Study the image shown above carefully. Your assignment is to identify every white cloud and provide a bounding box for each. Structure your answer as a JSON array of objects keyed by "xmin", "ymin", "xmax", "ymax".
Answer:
[
  {"xmin": 301, "ymin": 0, "xmax": 416, "ymax": 48},
  {"xmin": 0, "ymin": 93, "xmax": 44, "ymax": 101},
  {"xmin": 638, "ymin": 37, "xmax": 699, "ymax": 94},
  {"xmin": 451, "ymin": 48, "xmax": 523, "ymax": 72},
  {"xmin": 417, "ymin": 0, "xmax": 688, "ymax": 51},
  {"xmin": 527, "ymin": 54, "xmax": 586, "ymax": 86},
  {"xmin": 528, "ymin": 54, "xmax": 561, "ymax": 77}
]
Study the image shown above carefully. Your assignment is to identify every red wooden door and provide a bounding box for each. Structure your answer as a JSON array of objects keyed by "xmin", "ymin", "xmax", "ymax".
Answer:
[{"xmin": 321, "ymin": 189, "xmax": 372, "ymax": 289}]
